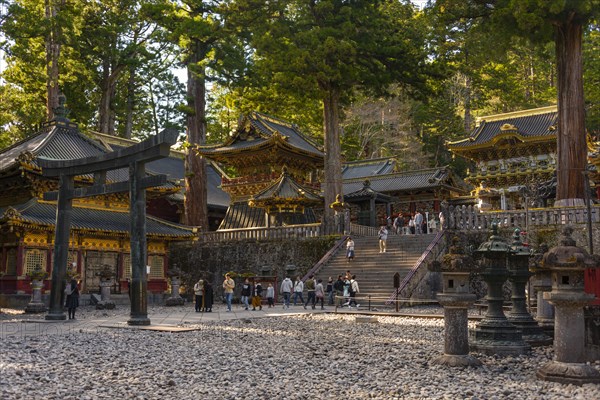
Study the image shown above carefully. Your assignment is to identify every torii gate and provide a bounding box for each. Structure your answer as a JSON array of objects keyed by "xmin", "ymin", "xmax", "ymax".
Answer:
[{"xmin": 38, "ymin": 130, "xmax": 178, "ymax": 325}]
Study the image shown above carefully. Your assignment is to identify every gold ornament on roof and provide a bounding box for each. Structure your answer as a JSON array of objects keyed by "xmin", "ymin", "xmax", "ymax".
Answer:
[{"xmin": 500, "ymin": 123, "xmax": 517, "ymax": 131}]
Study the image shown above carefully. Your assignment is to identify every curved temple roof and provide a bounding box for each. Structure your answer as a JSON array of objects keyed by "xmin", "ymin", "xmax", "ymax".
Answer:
[
  {"xmin": 447, "ymin": 106, "xmax": 558, "ymax": 152},
  {"xmin": 0, "ymin": 199, "xmax": 195, "ymax": 238},
  {"xmin": 197, "ymin": 111, "xmax": 324, "ymax": 161}
]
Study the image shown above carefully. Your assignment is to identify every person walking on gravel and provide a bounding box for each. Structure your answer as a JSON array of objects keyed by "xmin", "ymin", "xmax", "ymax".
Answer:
[
  {"xmin": 223, "ymin": 273, "xmax": 235, "ymax": 312},
  {"xmin": 293, "ymin": 276, "xmax": 305, "ymax": 306},
  {"xmin": 280, "ymin": 276, "xmax": 293, "ymax": 309},
  {"xmin": 240, "ymin": 278, "xmax": 252, "ymax": 311},
  {"xmin": 315, "ymin": 278, "xmax": 325, "ymax": 310},
  {"xmin": 304, "ymin": 275, "xmax": 316, "ymax": 310}
]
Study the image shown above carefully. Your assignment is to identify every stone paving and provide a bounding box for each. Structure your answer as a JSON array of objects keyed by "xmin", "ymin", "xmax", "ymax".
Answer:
[{"xmin": 1, "ymin": 304, "xmax": 599, "ymax": 399}]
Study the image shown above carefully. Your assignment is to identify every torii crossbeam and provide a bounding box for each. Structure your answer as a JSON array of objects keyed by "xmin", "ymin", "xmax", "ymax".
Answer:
[{"xmin": 38, "ymin": 130, "xmax": 179, "ymax": 325}]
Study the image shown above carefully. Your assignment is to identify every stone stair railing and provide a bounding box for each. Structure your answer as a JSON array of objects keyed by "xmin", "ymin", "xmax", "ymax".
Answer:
[
  {"xmin": 349, "ymin": 223, "xmax": 379, "ymax": 237},
  {"xmin": 444, "ymin": 204, "xmax": 600, "ymax": 231},
  {"xmin": 201, "ymin": 223, "xmax": 322, "ymax": 242},
  {"xmin": 386, "ymin": 231, "xmax": 446, "ymax": 304}
]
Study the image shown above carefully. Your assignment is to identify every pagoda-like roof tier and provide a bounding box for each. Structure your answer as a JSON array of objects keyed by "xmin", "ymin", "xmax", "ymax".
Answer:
[
  {"xmin": 447, "ymin": 106, "xmax": 558, "ymax": 161},
  {"xmin": 0, "ymin": 199, "xmax": 195, "ymax": 238},
  {"xmin": 249, "ymin": 169, "xmax": 322, "ymax": 209},
  {"xmin": 197, "ymin": 112, "xmax": 324, "ymax": 168}
]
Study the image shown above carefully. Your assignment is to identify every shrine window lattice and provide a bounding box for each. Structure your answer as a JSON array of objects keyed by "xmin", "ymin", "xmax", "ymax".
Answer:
[
  {"xmin": 122, "ymin": 254, "xmax": 163, "ymax": 279},
  {"xmin": 24, "ymin": 249, "xmax": 47, "ymax": 275}
]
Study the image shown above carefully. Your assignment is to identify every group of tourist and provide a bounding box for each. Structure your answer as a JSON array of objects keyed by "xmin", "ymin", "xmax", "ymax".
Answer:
[
  {"xmin": 389, "ymin": 210, "xmax": 440, "ymax": 235},
  {"xmin": 218, "ymin": 273, "xmax": 274, "ymax": 312},
  {"xmin": 333, "ymin": 271, "xmax": 360, "ymax": 308},
  {"xmin": 279, "ymin": 274, "xmax": 327, "ymax": 310}
]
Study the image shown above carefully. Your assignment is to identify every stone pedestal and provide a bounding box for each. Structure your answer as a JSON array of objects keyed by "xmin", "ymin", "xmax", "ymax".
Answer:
[
  {"xmin": 431, "ymin": 238, "xmax": 481, "ymax": 367},
  {"xmin": 25, "ymin": 279, "xmax": 47, "ymax": 314},
  {"xmin": 532, "ymin": 272, "xmax": 554, "ymax": 335},
  {"xmin": 470, "ymin": 226, "xmax": 530, "ymax": 356},
  {"xmin": 536, "ymin": 226, "xmax": 600, "ymax": 385},
  {"xmin": 432, "ymin": 293, "xmax": 481, "ymax": 367},
  {"xmin": 96, "ymin": 279, "xmax": 116, "ymax": 310},
  {"xmin": 508, "ymin": 230, "xmax": 552, "ymax": 346},
  {"xmin": 165, "ymin": 276, "xmax": 185, "ymax": 306}
]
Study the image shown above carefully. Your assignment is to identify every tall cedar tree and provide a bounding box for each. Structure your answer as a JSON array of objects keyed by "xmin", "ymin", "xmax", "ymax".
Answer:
[
  {"xmin": 230, "ymin": 0, "xmax": 427, "ymax": 227},
  {"xmin": 434, "ymin": 0, "xmax": 600, "ymax": 205},
  {"xmin": 144, "ymin": 0, "xmax": 237, "ymax": 230}
]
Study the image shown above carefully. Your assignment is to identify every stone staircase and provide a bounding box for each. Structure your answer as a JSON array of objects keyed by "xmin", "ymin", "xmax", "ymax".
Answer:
[{"xmin": 315, "ymin": 233, "xmax": 436, "ymax": 307}]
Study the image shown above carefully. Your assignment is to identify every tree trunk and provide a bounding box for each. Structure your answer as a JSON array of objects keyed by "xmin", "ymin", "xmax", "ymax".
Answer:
[
  {"xmin": 322, "ymin": 87, "xmax": 343, "ymax": 231},
  {"xmin": 554, "ymin": 17, "xmax": 586, "ymax": 206},
  {"xmin": 45, "ymin": 0, "xmax": 63, "ymax": 121},
  {"xmin": 124, "ymin": 65, "xmax": 136, "ymax": 139},
  {"xmin": 183, "ymin": 42, "xmax": 208, "ymax": 230},
  {"xmin": 98, "ymin": 61, "xmax": 125, "ymax": 135},
  {"xmin": 463, "ymin": 74, "xmax": 472, "ymax": 133}
]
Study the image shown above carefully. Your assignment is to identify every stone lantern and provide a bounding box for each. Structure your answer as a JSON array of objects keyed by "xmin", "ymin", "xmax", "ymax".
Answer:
[
  {"xmin": 507, "ymin": 229, "xmax": 551, "ymax": 346},
  {"xmin": 96, "ymin": 265, "xmax": 116, "ymax": 310},
  {"xmin": 431, "ymin": 236, "xmax": 481, "ymax": 367},
  {"xmin": 470, "ymin": 224, "xmax": 530, "ymax": 356},
  {"xmin": 529, "ymin": 243, "xmax": 554, "ymax": 336},
  {"xmin": 25, "ymin": 265, "xmax": 48, "ymax": 314},
  {"xmin": 536, "ymin": 226, "xmax": 600, "ymax": 385},
  {"xmin": 165, "ymin": 265, "xmax": 185, "ymax": 306}
]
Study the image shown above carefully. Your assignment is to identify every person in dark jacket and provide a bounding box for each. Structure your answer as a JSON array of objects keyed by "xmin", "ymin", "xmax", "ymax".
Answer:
[
  {"xmin": 203, "ymin": 281, "xmax": 214, "ymax": 312},
  {"xmin": 64, "ymin": 279, "xmax": 79, "ymax": 320}
]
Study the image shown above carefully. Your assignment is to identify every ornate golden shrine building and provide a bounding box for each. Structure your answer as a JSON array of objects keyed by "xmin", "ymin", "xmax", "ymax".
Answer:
[
  {"xmin": 447, "ymin": 106, "xmax": 559, "ymax": 210},
  {"xmin": 197, "ymin": 112, "xmax": 324, "ymax": 229},
  {"xmin": 0, "ymin": 117, "xmax": 199, "ymax": 295}
]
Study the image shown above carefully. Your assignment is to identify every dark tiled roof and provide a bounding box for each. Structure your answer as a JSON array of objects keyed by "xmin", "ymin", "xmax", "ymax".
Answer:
[
  {"xmin": 449, "ymin": 107, "xmax": 557, "ymax": 148},
  {"xmin": 218, "ymin": 202, "xmax": 317, "ymax": 230},
  {"xmin": 0, "ymin": 199, "xmax": 195, "ymax": 237},
  {"xmin": 199, "ymin": 112, "xmax": 324, "ymax": 158},
  {"xmin": 341, "ymin": 158, "xmax": 396, "ymax": 179},
  {"xmin": 252, "ymin": 171, "xmax": 321, "ymax": 202},
  {"xmin": 345, "ymin": 180, "xmax": 393, "ymax": 202},
  {"xmin": 0, "ymin": 122, "xmax": 128, "ymax": 181},
  {"xmin": 342, "ymin": 167, "xmax": 465, "ymax": 194}
]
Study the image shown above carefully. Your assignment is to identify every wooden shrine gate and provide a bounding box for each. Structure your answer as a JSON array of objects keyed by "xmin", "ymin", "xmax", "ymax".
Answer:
[{"xmin": 38, "ymin": 130, "xmax": 178, "ymax": 325}]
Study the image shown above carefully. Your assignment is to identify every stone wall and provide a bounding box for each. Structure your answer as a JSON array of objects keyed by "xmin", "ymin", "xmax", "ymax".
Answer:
[{"xmin": 169, "ymin": 236, "xmax": 338, "ymax": 298}]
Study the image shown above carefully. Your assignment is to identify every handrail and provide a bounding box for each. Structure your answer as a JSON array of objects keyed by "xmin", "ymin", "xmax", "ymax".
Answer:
[
  {"xmin": 302, "ymin": 235, "xmax": 348, "ymax": 281},
  {"xmin": 385, "ymin": 230, "xmax": 446, "ymax": 305}
]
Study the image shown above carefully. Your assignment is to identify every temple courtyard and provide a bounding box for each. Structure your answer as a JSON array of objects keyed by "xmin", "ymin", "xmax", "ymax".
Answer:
[{"xmin": 0, "ymin": 305, "xmax": 598, "ymax": 400}]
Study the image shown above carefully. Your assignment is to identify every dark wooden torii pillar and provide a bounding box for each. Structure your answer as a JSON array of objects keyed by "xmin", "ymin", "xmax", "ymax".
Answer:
[{"xmin": 38, "ymin": 130, "xmax": 178, "ymax": 325}]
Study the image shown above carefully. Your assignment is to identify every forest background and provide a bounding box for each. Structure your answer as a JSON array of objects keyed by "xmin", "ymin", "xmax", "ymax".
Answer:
[{"xmin": 0, "ymin": 1, "xmax": 599, "ymax": 227}]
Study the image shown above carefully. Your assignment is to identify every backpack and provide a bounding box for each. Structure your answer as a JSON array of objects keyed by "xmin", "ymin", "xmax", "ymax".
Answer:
[{"xmin": 334, "ymin": 280, "xmax": 344, "ymax": 291}]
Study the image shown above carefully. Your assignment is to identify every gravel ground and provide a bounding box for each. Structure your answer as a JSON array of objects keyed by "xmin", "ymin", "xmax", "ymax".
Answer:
[{"xmin": 1, "ymin": 311, "xmax": 598, "ymax": 400}]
